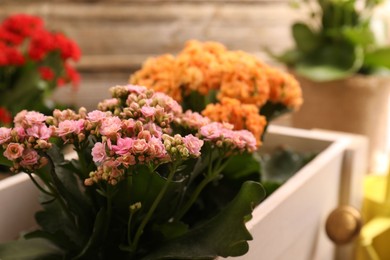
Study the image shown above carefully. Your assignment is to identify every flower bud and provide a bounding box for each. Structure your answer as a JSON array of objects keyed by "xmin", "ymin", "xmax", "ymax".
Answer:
[{"xmin": 130, "ymin": 202, "xmax": 142, "ymax": 213}]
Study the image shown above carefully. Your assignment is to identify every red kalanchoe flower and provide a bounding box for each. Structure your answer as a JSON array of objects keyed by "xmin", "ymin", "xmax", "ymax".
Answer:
[
  {"xmin": 54, "ymin": 33, "xmax": 81, "ymax": 61},
  {"xmin": 38, "ymin": 66, "xmax": 55, "ymax": 81},
  {"xmin": 64, "ymin": 62, "xmax": 81, "ymax": 88},
  {"xmin": 0, "ymin": 42, "xmax": 24, "ymax": 66},
  {"xmin": 0, "ymin": 27, "xmax": 23, "ymax": 45},
  {"xmin": 28, "ymin": 29, "xmax": 55, "ymax": 61},
  {"xmin": 0, "ymin": 14, "xmax": 43, "ymax": 45},
  {"xmin": 0, "ymin": 107, "xmax": 12, "ymax": 125},
  {"xmin": 2, "ymin": 14, "xmax": 43, "ymax": 37}
]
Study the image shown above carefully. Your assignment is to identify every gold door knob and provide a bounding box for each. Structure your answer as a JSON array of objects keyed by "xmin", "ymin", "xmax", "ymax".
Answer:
[{"xmin": 325, "ymin": 205, "xmax": 363, "ymax": 245}]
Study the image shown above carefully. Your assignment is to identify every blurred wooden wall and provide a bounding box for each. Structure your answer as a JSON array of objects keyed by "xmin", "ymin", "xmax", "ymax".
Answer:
[{"xmin": 0, "ymin": 0, "xmax": 302, "ymax": 109}]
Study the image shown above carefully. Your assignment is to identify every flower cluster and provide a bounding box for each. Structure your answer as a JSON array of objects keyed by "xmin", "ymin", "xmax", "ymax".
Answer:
[
  {"xmin": 202, "ymin": 98, "xmax": 266, "ymax": 145},
  {"xmin": 0, "ymin": 111, "xmax": 52, "ymax": 172},
  {"xmin": 130, "ymin": 40, "xmax": 303, "ymax": 145},
  {"xmin": 0, "ymin": 14, "xmax": 81, "ymax": 122},
  {"xmin": 1, "ymin": 84, "xmax": 256, "ymax": 183}
]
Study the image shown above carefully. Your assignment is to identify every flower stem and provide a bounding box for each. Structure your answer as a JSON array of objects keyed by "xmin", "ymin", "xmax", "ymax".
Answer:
[
  {"xmin": 46, "ymin": 155, "xmax": 77, "ymax": 227},
  {"xmin": 130, "ymin": 165, "xmax": 177, "ymax": 252},
  {"xmin": 27, "ymin": 172, "xmax": 55, "ymax": 197}
]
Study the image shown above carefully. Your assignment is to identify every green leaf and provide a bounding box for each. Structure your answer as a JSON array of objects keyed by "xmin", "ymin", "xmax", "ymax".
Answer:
[
  {"xmin": 295, "ymin": 63, "xmax": 354, "ymax": 81},
  {"xmin": 293, "ymin": 42, "xmax": 364, "ymax": 81},
  {"xmin": 141, "ymin": 181, "xmax": 265, "ymax": 260},
  {"xmin": 34, "ymin": 197, "xmax": 83, "ymax": 249},
  {"xmin": 114, "ymin": 165, "xmax": 185, "ymax": 220},
  {"xmin": 292, "ymin": 23, "xmax": 320, "ymax": 53},
  {"xmin": 222, "ymin": 153, "xmax": 261, "ymax": 181},
  {"xmin": 154, "ymin": 221, "xmax": 189, "ymax": 240},
  {"xmin": 267, "ymin": 49, "xmax": 302, "ymax": 66},
  {"xmin": 342, "ymin": 26, "xmax": 375, "ymax": 46},
  {"xmin": 73, "ymin": 207, "xmax": 108, "ymax": 259},
  {"xmin": 0, "ymin": 238, "xmax": 64, "ymax": 260},
  {"xmin": 365, "ymin": 47, "xmax": 390, "ymax": 69}
]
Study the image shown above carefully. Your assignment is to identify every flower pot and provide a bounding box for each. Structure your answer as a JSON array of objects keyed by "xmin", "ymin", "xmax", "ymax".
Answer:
[
  {"xmin": 0, "ymin": 126, "xmax": 368, "ymax": 260},
  {"xmin": 290, "ymin": 73, "xmax": 390, "ymax": 174}
]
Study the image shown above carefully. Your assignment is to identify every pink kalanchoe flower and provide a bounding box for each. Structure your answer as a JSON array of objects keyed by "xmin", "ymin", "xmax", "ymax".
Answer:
[
  {"xmin": 24, "ymin": 111, "xmax": 47, "ymax": 126},
  {"xmin": 12, "ymin": 127, "xmax": 26, "ymax": 142},
  {"xmin": 125, "ymin": 84, "xmax": 147, "ymax": 94},
  {"xmin": 234, "ymin": 130, "xmax": 257, "ymax": 152},
  {"xmin": 143, "ymin": 122, "xmax": 163, "ymax": 138},
  {"xmin": 141, "ymin": 106, "xmax": 156, "ymax": 118},
  {"xmin": 56, "ymin": 119, "xmax": 84, "ymax": 137},
  {"xmin": 152, "ymin": 92, "xmax": 183, "ymax": 115},
  {"xmin": 87, "ymin": 110, "xmax": 108, "ymax": 123},
  {"xmin": 99, "ymin": 116, "xmax": 122, "ymax": 137},
  {"xmin": 138, "ymin": 130, "xmax": 152, "ymax": 142},
  {"xmin": 13, "ymin": 110, "xmax": 28, "ymax": 127},
  {"xmin": 104, "ymin": 159, "xmax": 121, "ymax": 169},
  {"xmin": 183, "ymin": 134, "xmax": 204, "ymax": 157},
  {"xmin": 3, "ymin": 142, "xmax": 24, "ymax": 160},
  {"xmin": 118, "ymin": 154, "xmax": 136, "ymax": 167},
  {"xmin": 112, "ymin": 137, "xmax": 133, "ymax": 156},
  {"xmin": 91, "ymin": 142, "xmax": 107, "ymax": 163},
  {"xmin": 148, "ymin": 137, "xmax": 167, "ymax": 159},
  {"xmin": 0, "ymin": 127, "xmax": 12, "ymax": 144},
  {"xmin": 178, "ymin": 111, "xmax": 211, "ymax": 130},
  {"xmin": 26, "ymin": 124, "xmax": 52, "ymax": 140},
  {"xmin": 20, "ymin": 149, "xmax": 39, "ymax": 167},
  {"xmin": 99, "ymin": 98, "xmax": 119, "ymax": 110},
  {"xmin": 199, "ymin": 122, "xmax": 231, "ymax": 140},
  {"xmin": 132, "ymin": 139, "xmax": 149, "ymax": 154}
]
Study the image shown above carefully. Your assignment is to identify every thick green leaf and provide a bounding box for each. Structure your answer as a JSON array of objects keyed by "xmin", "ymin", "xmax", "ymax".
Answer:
[
  {"xmin": 114, "ymin": 165, "xmax": 185, "ymax": 220},
  {"xmin": 365, "ymin": 47, "xmax": 390, "ymax": 69},
  {"xmin": 265, "ymin": 47, "xmax": 302, "ymax": 66},
  {"xmin": 141, "ymin": 181, "xmax": 265, "ymax": 260},
  {"xmin": 342, "ymin": 26, "xmax": 375, "ymax": 46},
  {"xmin": 292, "ymin": 23, "xmax": 320, "ymax": 53},
  {"xmin": 73, "ymin": 208, "xmax": 108, "ymax": 259},
  {"xmin": 35, "ymin": 197, "xmax": 84, "ymax": 249},
  {"xmin": 0, "ymin": 238, "xmax": 64, "ymax": 260},
  {"xmin": 153, "ymin": 221, "xmax": 189, "ymax": 240},
  {"xmin": 24, "ymin": 229, "xmax": 79, "ymax": 253},
  {"xmin": 295, "ymin": 63, "xmax": 354, "ymax": 81},
  {"xmin": 222, "ymin": 153, "xmax": 261, "ymax": 181}
]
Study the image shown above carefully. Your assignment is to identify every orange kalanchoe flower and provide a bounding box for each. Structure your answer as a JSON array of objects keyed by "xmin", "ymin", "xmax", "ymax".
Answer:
[
  {"xmin": 202, "ymin": 98, "xmax": 267, "ymax": 146},
  {"xmin": 130, "ymin": 54, "xmax": 183, "ymax": 102},
  {"xmin": 265, "ymin": 66, "xmax": 303, "ymax": 110},
  {"xmin": 176, "ymin": 40, "xmax": 226, "ymax": 96},
  {"xmin": 218, "ymin": 51, "xmax": 270, "ymax": 107}
]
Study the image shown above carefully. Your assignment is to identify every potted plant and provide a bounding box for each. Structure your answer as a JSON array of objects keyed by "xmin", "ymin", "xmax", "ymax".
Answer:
[
  {"xmin": 273, "ymin": 0, "xmax": 390, "ymax": 173},
  {"xmin": 0, "ymin": 84, "xmax": 268, "ymax": 259},
  {"xmin": 0, "ymin": 14, "xmax": 81, "ymax": 124}
]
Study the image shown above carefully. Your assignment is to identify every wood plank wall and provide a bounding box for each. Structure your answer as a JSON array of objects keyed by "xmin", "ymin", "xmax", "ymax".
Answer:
[{"xmin": 0, "ymin": 0, "xmax": 305, "ymax": 109}]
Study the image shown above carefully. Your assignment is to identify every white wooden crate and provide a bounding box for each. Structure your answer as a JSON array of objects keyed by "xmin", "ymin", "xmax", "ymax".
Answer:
[{"xmin": 0, "ymin": 126, "xmax": 368, "ymax": 259}]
